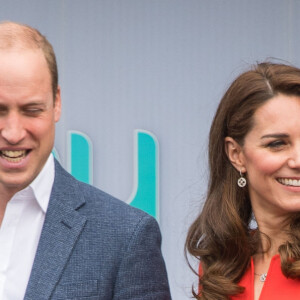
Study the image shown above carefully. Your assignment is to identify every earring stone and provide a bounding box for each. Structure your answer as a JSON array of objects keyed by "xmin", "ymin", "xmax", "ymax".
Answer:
[{"xmin": 237, "ymin": 171, "xmax": 247, "ymax": 187}]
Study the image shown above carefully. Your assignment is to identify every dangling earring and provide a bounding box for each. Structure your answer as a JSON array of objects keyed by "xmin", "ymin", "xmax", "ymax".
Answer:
[{"xmin": 237, "ymin": 170, "xmax": 247, "ymax": 187}]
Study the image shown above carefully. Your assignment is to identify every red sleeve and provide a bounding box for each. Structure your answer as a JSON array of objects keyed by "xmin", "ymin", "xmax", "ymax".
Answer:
[
  {"xmin": 198, "ymin": 262, "xmax": 203, "ymax": 276},
  {"xmin": 198, "ymin": 263, "xmax": 203, "ymax": 296}
]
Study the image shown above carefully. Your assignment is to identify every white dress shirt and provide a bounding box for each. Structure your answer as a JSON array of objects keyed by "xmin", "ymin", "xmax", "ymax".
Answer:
[{"xmin": 0, "ymin": 154, "xmax": 54, "ymax": 300}]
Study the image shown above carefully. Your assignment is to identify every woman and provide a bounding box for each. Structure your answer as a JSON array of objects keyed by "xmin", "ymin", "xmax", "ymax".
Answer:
[{"xmin": 186, "ymin": 62, "xmax": 300, "ymax": 300}]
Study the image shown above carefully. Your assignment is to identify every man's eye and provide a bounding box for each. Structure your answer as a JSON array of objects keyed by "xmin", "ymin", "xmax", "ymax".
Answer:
[
  {"xmin": 0, "ymin": 107, "xmax": 8, "ymax": 114},
  {"xmin": 24, "ymin": 109, "xmax": 43, "ymax": 115}
]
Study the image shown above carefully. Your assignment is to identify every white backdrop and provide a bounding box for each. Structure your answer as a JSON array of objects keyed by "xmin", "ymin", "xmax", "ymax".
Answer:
[{"xmin": 1, "ymin": 1, "xmax": 300, "ymax": 299}]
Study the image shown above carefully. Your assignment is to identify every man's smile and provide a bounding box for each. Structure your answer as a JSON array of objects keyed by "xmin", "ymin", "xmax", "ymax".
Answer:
[{"xmin": 0, "ymin": 150, "xmax": 29, "ymax": 162}]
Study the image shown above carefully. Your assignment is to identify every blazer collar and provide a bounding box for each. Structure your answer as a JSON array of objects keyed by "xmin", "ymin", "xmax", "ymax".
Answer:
[{"xmin": 24, "ymin": 159, "xmax": 87, "ymax": 300}]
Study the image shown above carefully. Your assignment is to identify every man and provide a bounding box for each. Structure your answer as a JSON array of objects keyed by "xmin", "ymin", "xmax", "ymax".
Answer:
[{"xmin": 0, "ymin": 21, "xmax": 171, "ymax": 300}]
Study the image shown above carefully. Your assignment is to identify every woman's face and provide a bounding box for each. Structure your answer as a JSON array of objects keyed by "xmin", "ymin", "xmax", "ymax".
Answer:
[{"xmin": 238, "ymin": 94, "xmax": 300, "ymax": 218}]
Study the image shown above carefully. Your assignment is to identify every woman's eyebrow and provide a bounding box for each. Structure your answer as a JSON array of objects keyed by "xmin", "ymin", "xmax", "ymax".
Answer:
[{"xmin": 261, "ymin": 133, "xmax": 289, "ymax": 139}]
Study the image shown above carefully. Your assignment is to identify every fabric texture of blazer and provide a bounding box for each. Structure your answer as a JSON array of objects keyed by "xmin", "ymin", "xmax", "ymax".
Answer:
[{"xmin": 23, "ymin": 159, "xmax": 171, "ymax": 300}]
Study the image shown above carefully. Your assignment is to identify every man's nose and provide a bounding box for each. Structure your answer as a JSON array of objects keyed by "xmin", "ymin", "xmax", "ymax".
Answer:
[{"xmin": 0, "ymin": 113, "xmax": 26, "ymax": 144}]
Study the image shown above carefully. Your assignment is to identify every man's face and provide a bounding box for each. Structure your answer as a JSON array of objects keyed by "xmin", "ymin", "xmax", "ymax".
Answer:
[{"xmin": 0, "ymin": 48, "xmax": 61, "ymax": 197}]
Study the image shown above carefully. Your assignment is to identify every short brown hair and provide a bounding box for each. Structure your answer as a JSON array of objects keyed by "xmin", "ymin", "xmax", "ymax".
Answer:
[{"xmin": 0, "ymin": 21, "xmax": 58, "ymax": 99}]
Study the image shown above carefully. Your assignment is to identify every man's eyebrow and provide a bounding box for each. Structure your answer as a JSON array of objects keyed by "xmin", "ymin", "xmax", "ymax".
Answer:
[
  {"xmin": 261, "ymin": 133, "xmax": 289, "ymax": 139},
  {"xmin": 21, "ymin": 102, "xmax": 48, "ymax": 107}
]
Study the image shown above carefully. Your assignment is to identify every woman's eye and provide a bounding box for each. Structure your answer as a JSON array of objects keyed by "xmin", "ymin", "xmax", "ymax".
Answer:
[{"xmin": 267, "ymin": 140, "xmax": 286, "ymax": 148}]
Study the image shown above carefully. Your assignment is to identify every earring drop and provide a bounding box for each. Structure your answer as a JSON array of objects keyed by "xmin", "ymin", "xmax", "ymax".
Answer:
[{"xmin": 237, "ymin": 170, "xmax": 247, "ymax": 187}]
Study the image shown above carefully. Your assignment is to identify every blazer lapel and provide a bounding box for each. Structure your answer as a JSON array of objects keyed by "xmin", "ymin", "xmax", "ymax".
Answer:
[{"xmin": 24, "ymin": 161, "xmax": 87, "ymax": 300}]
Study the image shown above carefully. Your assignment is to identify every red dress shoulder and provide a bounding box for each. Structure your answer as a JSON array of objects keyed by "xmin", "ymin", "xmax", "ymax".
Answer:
[
  {"xmin": 199, "ymin": 255, "xmax": 300, "ymax": 299},
  {"xmin": 231, "ymin": 255, "xmax": 300, "ymax": 300}
]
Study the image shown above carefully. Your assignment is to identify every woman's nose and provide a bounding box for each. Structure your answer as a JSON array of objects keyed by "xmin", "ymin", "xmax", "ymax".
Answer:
[{"xmin": 288, "ymin": 145, "xmax": 300, "ymax": 169}]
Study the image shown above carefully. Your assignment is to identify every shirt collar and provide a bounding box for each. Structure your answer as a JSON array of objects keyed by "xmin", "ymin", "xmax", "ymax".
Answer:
[{"xmin": 29, "ymin": 154, "xmax": 55, "ymax": 214}]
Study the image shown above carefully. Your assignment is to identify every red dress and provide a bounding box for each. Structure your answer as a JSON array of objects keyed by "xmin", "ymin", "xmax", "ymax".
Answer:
[
  {"xmin": 199, "ymin": 255, "xmax": 300, "ymax": 299},
  {"xmin": 231, "ymin": 255, "xmax": 300, "ymax": 299}
]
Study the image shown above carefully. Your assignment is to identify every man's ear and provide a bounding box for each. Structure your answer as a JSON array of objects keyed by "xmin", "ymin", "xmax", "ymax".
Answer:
[
  {"xmin": 224, "ymin": 137, "xmax": 246, "ymax": 173},
  {"xmin": 54, "ymin": 85, "xmax": 62, "ymax": 123}
]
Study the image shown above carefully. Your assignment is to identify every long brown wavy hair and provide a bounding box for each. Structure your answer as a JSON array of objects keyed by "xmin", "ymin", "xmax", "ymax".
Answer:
[{"xmin": 186, "ymin": 62, "xmax": 300, "ymax": 299}]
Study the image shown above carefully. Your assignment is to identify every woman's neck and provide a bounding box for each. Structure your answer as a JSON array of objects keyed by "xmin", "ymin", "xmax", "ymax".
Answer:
[{"xmin": 254, "ymin": 213, "xmax": 291, "ymax": 257}]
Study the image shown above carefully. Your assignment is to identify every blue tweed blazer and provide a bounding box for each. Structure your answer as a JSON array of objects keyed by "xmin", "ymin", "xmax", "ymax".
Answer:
[{"xmin": 23, "ymin": 160, "xmax": 171, "ymax": 300}]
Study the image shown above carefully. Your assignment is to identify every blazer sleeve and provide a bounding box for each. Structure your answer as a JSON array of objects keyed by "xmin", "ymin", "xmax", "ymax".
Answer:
[{"xmin": 112, "ymin": 214, "xmax": 172, "ymax": 300}]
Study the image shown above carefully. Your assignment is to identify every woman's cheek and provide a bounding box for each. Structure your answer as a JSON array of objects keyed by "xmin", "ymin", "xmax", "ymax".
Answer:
[{"xmin": 245, "ymin": 150, "xmax": 285, "ymax": 175}]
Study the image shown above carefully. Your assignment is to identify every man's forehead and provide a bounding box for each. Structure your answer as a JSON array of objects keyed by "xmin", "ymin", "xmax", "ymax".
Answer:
[
  {"xmin": 0, "ymin": 22, "xmax": 39, "ymax": 50},
  {"xmin": 0, "ymin": 39, "xmax": 38, "ymax": 51},
  {"xmin": 0, "ymin": 48, "xmax": 45, "ymax": 65},
  {"xmin": 0, "ymin": 49, "xmax": 51, "ymax": 88}
]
